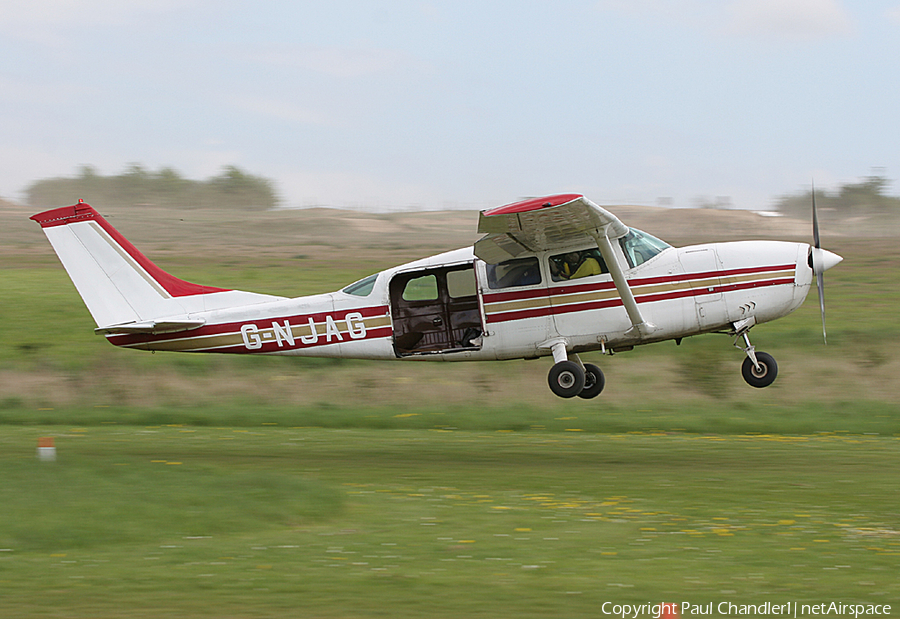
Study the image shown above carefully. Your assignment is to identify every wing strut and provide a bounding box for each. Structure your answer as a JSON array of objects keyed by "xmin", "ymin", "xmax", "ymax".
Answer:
[{"xmin": 591, "ymin": 228, "xmax": 656, "ymax": 338}]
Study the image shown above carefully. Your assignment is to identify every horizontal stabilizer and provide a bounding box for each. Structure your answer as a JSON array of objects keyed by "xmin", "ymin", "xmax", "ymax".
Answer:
[{"xmin": 95, "ymin": 319, "xmax": 207, "ymax": 336}]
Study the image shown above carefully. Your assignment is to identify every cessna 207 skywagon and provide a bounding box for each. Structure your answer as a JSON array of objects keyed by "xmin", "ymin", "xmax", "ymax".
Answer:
[{"xmin": 31, "ymin": 193, "xmax": 842, "ymax": 398}]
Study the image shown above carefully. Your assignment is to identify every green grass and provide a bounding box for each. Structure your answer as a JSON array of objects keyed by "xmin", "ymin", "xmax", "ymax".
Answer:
[
  {"xmin": 1, "ymin": 427, "xmax": 898, "ymax": 618},
  {"xmin": 1, "ymin": 398, "xmax": 898, "ymax": 436}
]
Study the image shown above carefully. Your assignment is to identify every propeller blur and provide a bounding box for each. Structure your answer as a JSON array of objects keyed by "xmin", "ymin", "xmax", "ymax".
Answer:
[{"xmin": 810, "ymin": 183, "xmax": 843, "ymax": 343}]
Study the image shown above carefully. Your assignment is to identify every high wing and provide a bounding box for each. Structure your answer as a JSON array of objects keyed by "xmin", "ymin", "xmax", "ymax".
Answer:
[
  {"xmin": 474, "ymin": 194, "xmax": 630, "ymax": 264},
  {"xmin": 475, "ymin": 193, "xmax": 655, "ymax": 338}
]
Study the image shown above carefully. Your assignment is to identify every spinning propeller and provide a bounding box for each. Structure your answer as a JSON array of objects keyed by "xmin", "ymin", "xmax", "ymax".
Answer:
[{"xmin": 809, "ymin": 182, "xmax": 843, "ymax": 344}]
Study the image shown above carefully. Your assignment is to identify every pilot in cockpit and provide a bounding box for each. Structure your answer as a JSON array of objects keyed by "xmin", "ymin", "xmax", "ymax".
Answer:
[{"xmin": 552, "ymin": 251, "xmax": 604, "ymax": 280}]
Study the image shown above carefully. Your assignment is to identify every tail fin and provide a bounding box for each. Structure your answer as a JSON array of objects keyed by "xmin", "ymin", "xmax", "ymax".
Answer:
[{"xmin": 31, "ymin": 201, "xmax": 281, "ymax": 333}]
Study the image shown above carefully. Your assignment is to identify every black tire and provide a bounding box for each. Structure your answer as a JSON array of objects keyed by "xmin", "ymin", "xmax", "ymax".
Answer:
[
  {"xmin": 741, "ymin": 352, "xmax": 778, "ymax": 388},
  {"xmin": 548, "ymin": 360, "xmax": 585, "ymax": 398},
  {"xmin": 577, "ymin": 363, "xmax": 606, "ymax": 399}
]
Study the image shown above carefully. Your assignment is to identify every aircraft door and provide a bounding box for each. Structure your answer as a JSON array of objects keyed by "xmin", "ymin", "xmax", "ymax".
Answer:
[
  {"xmin": 678, "ymin": 247, "xmax": 727, "ymax": 330},
  {"xmin": 389, "ymin": 264, "xmax": 483, "ymax": 356}
]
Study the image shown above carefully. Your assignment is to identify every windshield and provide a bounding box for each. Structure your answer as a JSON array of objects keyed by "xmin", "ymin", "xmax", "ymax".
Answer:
[{"xmin": 619, "ymin": 228, "xmax": 671, "ymax": 268}]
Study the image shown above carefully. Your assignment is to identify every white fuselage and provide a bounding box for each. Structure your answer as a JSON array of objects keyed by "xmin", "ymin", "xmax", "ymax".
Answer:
[{"xmin": 107, "ymin": 237, "xmax": 814, "ymax": 362}]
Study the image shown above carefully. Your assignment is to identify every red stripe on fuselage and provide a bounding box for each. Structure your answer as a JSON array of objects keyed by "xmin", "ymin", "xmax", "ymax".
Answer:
[
  {"xmin": 106, "ymin": 305, "xmax": 391, "ymax": 350},
  {"xmin": 481, "ymin": 263, "xmax": 795, "ymax": 306},
  {"xmin": 205, "ymin": 326, "xmax": 395, "ymax": 354},
  {"xmin": 483, "ymin": 268, "xmax": 796, "ymax": 324},
  {"xmin": 624, "ymin": 263, "xmax": 794, "ymax": 288}
]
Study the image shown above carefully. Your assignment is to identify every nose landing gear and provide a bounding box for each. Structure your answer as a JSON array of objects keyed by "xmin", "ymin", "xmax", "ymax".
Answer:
[{"xmin": 734, "ymin": 329, "xmax": 778, "ymax": 388}]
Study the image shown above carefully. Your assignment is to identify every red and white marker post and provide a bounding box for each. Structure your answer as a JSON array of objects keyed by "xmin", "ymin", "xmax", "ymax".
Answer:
[{"xmin": 37, "ymin": 437, "xmax": 56, "ymax": 462}]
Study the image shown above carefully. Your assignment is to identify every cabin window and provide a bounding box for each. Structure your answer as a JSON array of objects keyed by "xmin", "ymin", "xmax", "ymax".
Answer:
[
  {"xmin": 548, "ymin": 249, "xmax": 608, "ymax": 281},
  {"xmin": 485, "ymin": 257, "xmax": 541, "ymax": 289},
  {"xmin": 446, "ymin": 268, "xmax": 477, "ymax": 298},
  {"xmin": 401, "ymin": 274, "xmax": 439, "ymax": 301},
  {"xmin": 619, "ymin": 228, "xmax": 671, "ymax": 268},
  {"xmin": 342, "ymin": 274, "xmax": 378, "ymax": 297}
]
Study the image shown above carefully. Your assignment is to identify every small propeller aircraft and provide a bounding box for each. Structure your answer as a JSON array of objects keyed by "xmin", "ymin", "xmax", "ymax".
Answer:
[{"xmin": 31, "ymin": 193, "xmax": 841, "ymax": 398}]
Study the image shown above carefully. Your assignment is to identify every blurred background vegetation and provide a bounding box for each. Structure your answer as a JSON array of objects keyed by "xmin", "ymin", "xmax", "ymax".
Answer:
[
  {"xmin": 25, "ymin": 164, "xmax": 279, "ymax": 210},
  {"xmin": 775, "ymin": 172, "xmax": 900, "ymax": 234},
  {"xmin": 20, "ymin": 164, "xmax": 900, "ymax": 237}
]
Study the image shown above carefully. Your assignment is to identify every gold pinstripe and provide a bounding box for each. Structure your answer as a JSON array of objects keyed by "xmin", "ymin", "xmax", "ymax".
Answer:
[{"xmin": 482, "ymin": 296, "xmax": 553, "ymax": 314}]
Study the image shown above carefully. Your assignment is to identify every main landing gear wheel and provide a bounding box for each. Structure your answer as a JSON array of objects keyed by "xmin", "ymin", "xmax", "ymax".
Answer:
[
  {"xmin": 741, "ymin": 351, "xmax": 778, "ymax": 388},
  {"xmin": 577, "ymin": 363, "xmax": 605, "ymax": 399},
  {"xmin": 548, "ymin": 360, "xmax": 585, "ymax": 398}
]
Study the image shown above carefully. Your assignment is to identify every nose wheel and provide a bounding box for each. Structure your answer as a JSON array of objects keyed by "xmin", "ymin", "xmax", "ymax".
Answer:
[
  {"xmin": 735, "ymin": 329, "xmax": 778, "ymax": 388},
  {"xmin": 741, "ymin": 352, "xmax": 777, "ymax": 388}
]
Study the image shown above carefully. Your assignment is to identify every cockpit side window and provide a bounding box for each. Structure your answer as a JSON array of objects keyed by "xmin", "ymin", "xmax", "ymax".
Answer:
[
  {"xmin": 618, "ymin": 228, "xmax": 671, "ymax": 268},
  {"xmin": 485, "ymin": 257, "xmax": 542, "ymax": 289},
  {"xmin": 548, "ymin": 249, "xmax": 608, "ymax": 282},
  {"xmin": 342, "ymin": 274, "xmax": 378, "ymax": 297}
]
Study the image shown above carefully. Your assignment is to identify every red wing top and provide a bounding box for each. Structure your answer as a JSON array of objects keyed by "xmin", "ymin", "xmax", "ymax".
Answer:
[
  {"xmin": 479, "ymin": 193, "xmax": 584, "ymax": 217},
  {"xmin": 475, "ymin": 194, "xmax": 630, "ymax": 264}
]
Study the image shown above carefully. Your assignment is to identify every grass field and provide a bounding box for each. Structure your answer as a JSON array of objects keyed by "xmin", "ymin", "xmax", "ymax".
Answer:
[
  {"xmin": 1, "ymin": 428, "xmax": 898, "ymax": 618},
  {"xmin": 1, "ymin": 203, "xmax": 898, "ymax": 617}
]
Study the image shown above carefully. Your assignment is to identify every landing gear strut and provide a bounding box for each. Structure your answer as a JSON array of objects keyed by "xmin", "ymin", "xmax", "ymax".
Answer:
[{"xmin": 734, "ymin": 330, "xmax": 778, "ymax": 388}]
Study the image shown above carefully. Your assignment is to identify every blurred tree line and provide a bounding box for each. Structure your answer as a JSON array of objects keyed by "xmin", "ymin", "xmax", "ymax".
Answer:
[
  {"xmin": 776, "ymin": 173, "xmax": 899, "ymax": 231},
  {"xmin": 26, "ymin": 164, "xmax": 279, "ymax": 210}
]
